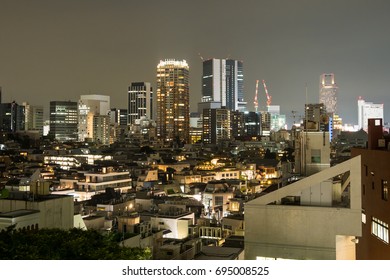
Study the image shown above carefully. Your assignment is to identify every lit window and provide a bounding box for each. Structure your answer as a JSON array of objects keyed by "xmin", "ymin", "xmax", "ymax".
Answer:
[
  {"xmin": 372, "ymin": 217, "xmax": 389, "ymax": 244},
  {"xmin": 382, "ymin": 180, "xmax": 388, "ymax": 201}
]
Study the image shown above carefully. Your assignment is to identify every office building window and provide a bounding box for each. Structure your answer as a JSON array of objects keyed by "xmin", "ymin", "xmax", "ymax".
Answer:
[
  {"xmin": 382, "ymin": 180, "xmax": 388, "ymax": 201},
  {"xmin": 372, "ymin": 217, "xmax": 389, "ymax": 244}
]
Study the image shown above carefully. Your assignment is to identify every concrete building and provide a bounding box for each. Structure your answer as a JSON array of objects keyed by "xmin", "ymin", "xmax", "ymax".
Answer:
[
  {"xmin": 351, "ymin": 118, "xmax": 390, "ymax": 259},
  {"xmin": 295, "ymin": 131, "xmax": 331, "ymax": 176},
  {"xmin": 0, "ymin": 209, "xmax": 40, "ymax": 231},
  {"xmin": 202, "ymin": 107, "xmax": 231, "ymax": 145},
  {"xmin": 62, "ymin": 169, "xmax": 132, "ymax": 201},
  {"xmin": 0, "ymin": 194, "xmax": 74, "ymax": 230},
  {"xmin": 245, "ymin": 156, "xmax": 362, "ymax": 260}
]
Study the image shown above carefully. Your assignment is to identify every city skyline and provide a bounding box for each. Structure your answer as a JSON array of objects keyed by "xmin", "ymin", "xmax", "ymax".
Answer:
[{"xmin": 0, "ymin": 0, "xmax": 389, "ymax": 126}]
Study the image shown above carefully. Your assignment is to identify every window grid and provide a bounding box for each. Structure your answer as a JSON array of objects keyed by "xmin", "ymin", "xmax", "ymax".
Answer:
[{"xmin": 372, "ymin": 217, "xmax": 389, "ymax": 244}]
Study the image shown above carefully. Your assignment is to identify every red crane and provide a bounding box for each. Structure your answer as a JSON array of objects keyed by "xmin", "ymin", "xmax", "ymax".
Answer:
[
  {"xmin": 254, "ymin": 80, "xmax": 259, "ymax": 112},
  {"xmin": 262, "ymin": 79, "xmax": 272, "ymax": 107}
]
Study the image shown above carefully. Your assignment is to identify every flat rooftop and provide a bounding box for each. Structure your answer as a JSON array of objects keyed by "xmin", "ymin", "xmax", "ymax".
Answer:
[{"xmin": 0, "ymin": 209, "xmax": 40, "ymax": 218}]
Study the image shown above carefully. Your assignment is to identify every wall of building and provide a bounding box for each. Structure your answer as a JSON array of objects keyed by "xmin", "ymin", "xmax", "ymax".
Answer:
[
  {"xmin": 245, "ymin": 205, "xmax": 360, "ymax": 260},
  {"xmin": 352, "ymin": 148, "xmax": 390, "ymax": 259},
  {"xmin": 0, "ymin": 195, "xmax": 74, "ymax": 229},
  {"xmin": 245, "ymin": 156, "xmax": 362, "ymax": 260}
]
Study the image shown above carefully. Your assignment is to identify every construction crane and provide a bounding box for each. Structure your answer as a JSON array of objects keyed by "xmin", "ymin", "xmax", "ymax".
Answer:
[
  {"xmin": 262, "ymin": 79, "xmax": 272, "ymax": 107},
  {"xmin": 254, "ymin": 80, "xmax": 259, "ymax": 113}
]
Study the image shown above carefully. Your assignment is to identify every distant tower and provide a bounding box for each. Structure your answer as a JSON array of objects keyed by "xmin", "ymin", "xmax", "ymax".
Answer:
[
  {"xmin": 319, "ymin": 73, "xmax": 338, "ymax": 114},
  {"xmin": 156, "ymin": 59, "xmax": 190, "ymax": 145},
  {"xmin": 200, "ymin": 58, "xmax": 246, "ymax": 112},
  {"xmin": 128, "ymin": 82, "xmax": 153, "ymax": 125}
]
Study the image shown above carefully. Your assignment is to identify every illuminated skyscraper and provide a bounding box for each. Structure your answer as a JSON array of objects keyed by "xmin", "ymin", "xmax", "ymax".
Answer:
[
  {"xmin": 319, "ymin": 73, "xmax": 338, "ymax": 114},
  {"xmin": 200, "ymin": 58, "xmax": 246, "ymax": 112},
  {"xmin": 156, "ymin": 59, "xmax": 190, "ymax": 144}
]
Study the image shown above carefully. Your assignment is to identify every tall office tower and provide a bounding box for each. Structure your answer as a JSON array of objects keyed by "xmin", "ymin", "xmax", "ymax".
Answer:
[
  {"xmin": 357, "ymin": 97, "xmax": 384, "ymax": 132},
  {"xmin": 22, "ymin": 102, "xmax": 44, "ymax": 135},
  {"xmin": 0, "ymin": 101, "xmax": 25, "ymax": 133},
  {"xmin": 244, "ymin": 111, "xmax": 261, "ymax": 137},
  {"xmin": 319, "ymin": 73, "xmax": 338, "ymax": 114},
  {"xmin": 78, "ymin": 94, "xmax": 110, "ymax": 142},
  {"xmin": 49, "ymin": 101, "xmax": 78, "ymax": 142},
  {"xmin": 202, "ymin": 108, "xmax": 231, "ymax": 145},
  {"xmin": 128, "ymin": 82, "xmax": 153, "ymax": 125},
  {"xmin": 156, "ymin": 59, "xmax": 190, "ymax": 144},
  {"xmin": 200, "ymin": 58, "xmax": 246, "ymax": 112}
]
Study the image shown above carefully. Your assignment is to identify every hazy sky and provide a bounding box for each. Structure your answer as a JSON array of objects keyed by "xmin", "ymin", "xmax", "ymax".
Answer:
[{"xmin": 1, "ymin": 0, "xmax": 389, "ymax": 126}]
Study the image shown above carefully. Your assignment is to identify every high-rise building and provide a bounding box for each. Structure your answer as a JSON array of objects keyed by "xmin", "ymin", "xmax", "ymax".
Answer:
[
  {"xmin": 128, "ymin": 82, "xmax": 153, "ymax": 125},
  {"xmin": 202, "ymin": 108, "xmax": 231, "ymax": 145},
  {"xmin": 49, "ymin": 101, "xmax": 78, "ymax": 142},
  {"xmin": 357, "ymin": 97, "xmax": 384, "ymax": 132},
  {"xmin": 319, "ymin": 73, "xmax": 338, "ymax": 114},
  {"xmin": 200, "ymin": 58, "xmax": 246, "ymax": 112},
  {"xmin": 0, "ymin": 101, "xmax": 25, "ymax": 133},
  {"xmin": 243, "ymin": 111, "xmax": 261, "ymax": 137},
  {"xmin": 352, "ymin": 118, "xmax": 390, "ymax": 259},
  {"xmin": 93, "ymin": 115, "xmax": 110, "ymax": 145},
  {"xmin": 231, "ymin": 110, "xmax": 244, "ymax": 140},
  {"xmin": 22, "ymin": 102, "xmax": 44, "ymax": 135},
  {"xmin": 78, "ymin": 95, "xmax": 110, "ymax": 142},
  {"xmin": 261, "ymin": 111, "xmax": 271, "ymax": 136},
  {"xmin": 156, "ymin": 59, "xmax": 190, "ymax": 145}
]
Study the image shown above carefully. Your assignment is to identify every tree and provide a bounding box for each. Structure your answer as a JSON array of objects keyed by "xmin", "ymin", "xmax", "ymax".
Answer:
[{"xmin": 0, "ymin": 227, "xmax": 151, "ymax": 260}]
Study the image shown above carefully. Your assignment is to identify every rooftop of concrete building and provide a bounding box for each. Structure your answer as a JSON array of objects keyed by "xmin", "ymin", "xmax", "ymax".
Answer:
[{"xmin": 0, "ymin": 209, "xmax": 40, "ymax": 218}]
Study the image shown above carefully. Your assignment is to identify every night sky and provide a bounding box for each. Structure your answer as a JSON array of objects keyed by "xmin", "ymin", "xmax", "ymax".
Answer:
[{"xmin": 1, "ymin": 0, "xmax": 389, "ymax": 126}]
